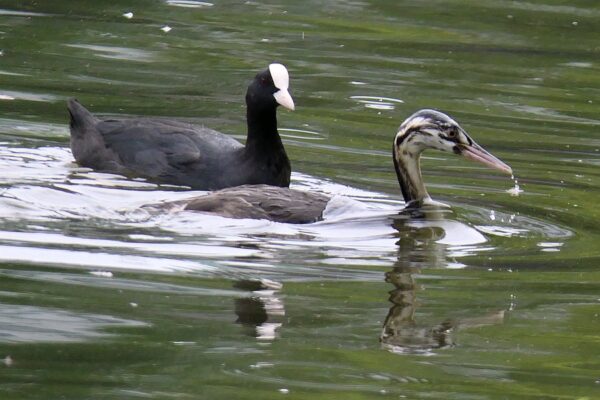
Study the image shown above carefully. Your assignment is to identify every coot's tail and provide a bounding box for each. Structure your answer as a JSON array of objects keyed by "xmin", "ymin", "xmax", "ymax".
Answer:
[{"xmin": 67, "ymin": 98, "xmax": 97, "ymax": 137}]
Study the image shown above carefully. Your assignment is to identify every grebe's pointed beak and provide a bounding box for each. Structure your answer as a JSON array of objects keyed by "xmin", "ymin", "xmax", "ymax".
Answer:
[{"xmin": 459, "ymin": 141, "xmax": 512, "ymax": 175}]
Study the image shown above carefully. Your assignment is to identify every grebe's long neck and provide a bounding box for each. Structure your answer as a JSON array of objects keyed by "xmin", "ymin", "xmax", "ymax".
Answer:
[{"xmin": 392, "ymin": 142, "xmax": 430, "ymax": 206}]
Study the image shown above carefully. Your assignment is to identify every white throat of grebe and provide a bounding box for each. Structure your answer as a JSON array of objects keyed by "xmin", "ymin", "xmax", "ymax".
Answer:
[{"xmin": 392, "ymin": 109, "xmax": 512, "ymax": 207}]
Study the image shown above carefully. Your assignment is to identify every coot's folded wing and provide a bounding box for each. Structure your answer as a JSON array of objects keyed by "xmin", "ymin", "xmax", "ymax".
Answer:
[{"xmin": 97, "ymin": 119, "xmax": 241, "ymax": 179}]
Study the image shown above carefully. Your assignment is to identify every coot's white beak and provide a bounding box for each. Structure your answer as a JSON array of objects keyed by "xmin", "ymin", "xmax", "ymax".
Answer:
[
  {"xmin": 273, "ymin": 89, "xmax": 295, "ymax": 111},
  {"xmin": 269, "ymin": 63, "xmax": 295, "ymax": 111}
]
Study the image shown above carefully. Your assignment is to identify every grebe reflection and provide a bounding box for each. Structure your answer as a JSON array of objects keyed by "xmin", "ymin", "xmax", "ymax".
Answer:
[{"xmin": 381, "ymin": 209, "xmax": 505, "ymax": 354}]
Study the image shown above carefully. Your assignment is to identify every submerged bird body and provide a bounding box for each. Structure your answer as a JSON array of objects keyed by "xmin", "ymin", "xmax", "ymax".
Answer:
[
  {"xmin": 151, "ymin": 109, "xmax": 512, "ymax": 223},
  {"xmin": 68, "ymin": 63, "xmax": 294, "ymax": 190},
  {"xmin": 155, "ymin": 184, "xmax": 329, "ymax": 224}
]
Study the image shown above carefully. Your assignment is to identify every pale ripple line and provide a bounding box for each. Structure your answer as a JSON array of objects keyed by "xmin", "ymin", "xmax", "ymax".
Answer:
[
  {"xmin": 495, "ymin": 1, "xmax": 600, "ymax": 17},
  {"xmin": 0, "ymin": 121, "xmax": 69, "ymax": 138},
  {"xmin": 66, "ymin": 44, "xmax": 155, "ymax": 62},
  {"xmin": 0, "ymin": 90, "xmax": 63, "ymax": 103},
  {"xmin": 0, "ymin": 303, "xmax": 147, "ymax": 344},
  {"xmin": 0, "ymin": 230, "xmax": 262, "ymax": 258},
  {"xmin": 166, "ymin": 0, "xmax": 214, "ymax": 7},
  {"xmin": 0, "ymin": 245, "xmax": 217, "ymax": 273},
  {"xmin": 0, "ymin": 269, "xmax": 240, "ymax": 297},
  {"xmin": 279, "ymin": 128, "xmax": 325, "ymax": 141},
  {"xmin": 479, "ymin": 98, "xmax": 600, "ymax": 125},
  {"xmin": 0, "ymin": 9, "xmax": 50, "ymax": 17},
  {"xmin": 350, "ymin": 95, "xmax": 405, "ymax": 104}
]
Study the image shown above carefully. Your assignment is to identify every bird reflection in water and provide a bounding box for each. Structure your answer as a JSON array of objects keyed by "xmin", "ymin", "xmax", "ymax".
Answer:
[
  {"xmin": 233, "ymin": 278, "xmax": 285, "ymax": 341},
  {"xmin": 381, "ymin": 207, "xmax": 505, "ymax": 354}
]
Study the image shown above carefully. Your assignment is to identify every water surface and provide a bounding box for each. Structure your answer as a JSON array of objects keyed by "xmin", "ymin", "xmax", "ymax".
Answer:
[{"xmin": 1, "ymin": 1, "xmax": 600, "ymax": 399}]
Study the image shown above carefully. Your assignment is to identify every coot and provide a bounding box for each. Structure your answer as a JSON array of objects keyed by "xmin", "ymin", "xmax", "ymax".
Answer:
[{"xmin": 68, "ymin": 63, "xmax": 295, "ymax": 190}]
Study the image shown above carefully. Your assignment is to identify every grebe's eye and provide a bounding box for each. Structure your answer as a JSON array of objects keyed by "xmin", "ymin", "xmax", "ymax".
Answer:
[{"xmin": 447, "ymin": 127, "xmax": 458, "ymax": 138}]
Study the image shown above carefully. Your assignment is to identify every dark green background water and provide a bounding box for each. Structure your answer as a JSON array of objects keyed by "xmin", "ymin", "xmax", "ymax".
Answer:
[{"xmin": 1, "ymin": 1, "xmax": 599, "ymax": 399}]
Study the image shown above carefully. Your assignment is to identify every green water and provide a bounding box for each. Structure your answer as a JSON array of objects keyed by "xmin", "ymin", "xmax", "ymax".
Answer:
[{"xmin": 1, "ymin": 1, "xmax": 600, "ymax": 399}]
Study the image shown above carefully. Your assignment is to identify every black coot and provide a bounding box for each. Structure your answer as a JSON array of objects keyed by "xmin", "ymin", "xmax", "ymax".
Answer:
[{"xmin": 68, "ymin": 63, "xmax": 295, "ymax": 190}]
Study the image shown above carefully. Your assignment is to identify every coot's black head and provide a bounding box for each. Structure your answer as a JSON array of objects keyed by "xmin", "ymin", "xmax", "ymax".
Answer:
[
  {"xmin": 246, "ymin": 63, "xmax": 295, "ymax": 112},
  {"xmin": 393, "ymin": 109, "xmax": 512, "ymax": 174}
]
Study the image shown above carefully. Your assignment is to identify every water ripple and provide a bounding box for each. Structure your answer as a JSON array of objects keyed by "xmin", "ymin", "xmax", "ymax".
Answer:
[
  {"xmin": 350, "ymin": 95, "xmax": 404, "ymax": 111},
  {"xmin": 166, "ymin": 0, "xmax": 214, "ymax": 8},
  {"xmin": 0, "ymin": 303, "xmax": 146, "ymax": 343},
  {"xmin": 0, "ymin": 90, "xmax": 63, "ymax": 103},
  {"xmin": 279, "ymin": 128, "xmax": 325, "ymax": 141},
  {"xmin": 0, "ymin": 120, "xmax": 69, "ymax": 139},
  {"xmin": 0, "ymin": 9, "xmax": 50, "ymax": 17},
  {"xmin": 66, "ymin": 44, "xmax": 156, "ymax": 62},
  {"xmin": 0, "ymin": 145, "xmax": 573, "ymax": 278}
]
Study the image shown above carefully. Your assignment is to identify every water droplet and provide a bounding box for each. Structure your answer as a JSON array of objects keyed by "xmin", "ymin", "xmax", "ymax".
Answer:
[
  {"xmin": 122, "ymin": 11, "xmax": 133, "ymax": 19},
  {"xmin": 161, "ymin": 25, "xmax": 172, "ymax": 33},
  {"xmin": 279, "ymin": 388, "xmax": 289, "ymax": 394},
  {"xmin": 506, "ymin": 176, "xmax": 523, "ymax": 196}
]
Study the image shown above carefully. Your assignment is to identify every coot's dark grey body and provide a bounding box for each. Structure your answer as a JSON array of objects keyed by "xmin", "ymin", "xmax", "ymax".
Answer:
[
  {"xmin": 154, "ymin": 185, "xmax": 330, "ymax": 224},
  {"xmin": 68, "ymin": 64, "xmax": 294, "ymax": 190}
]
